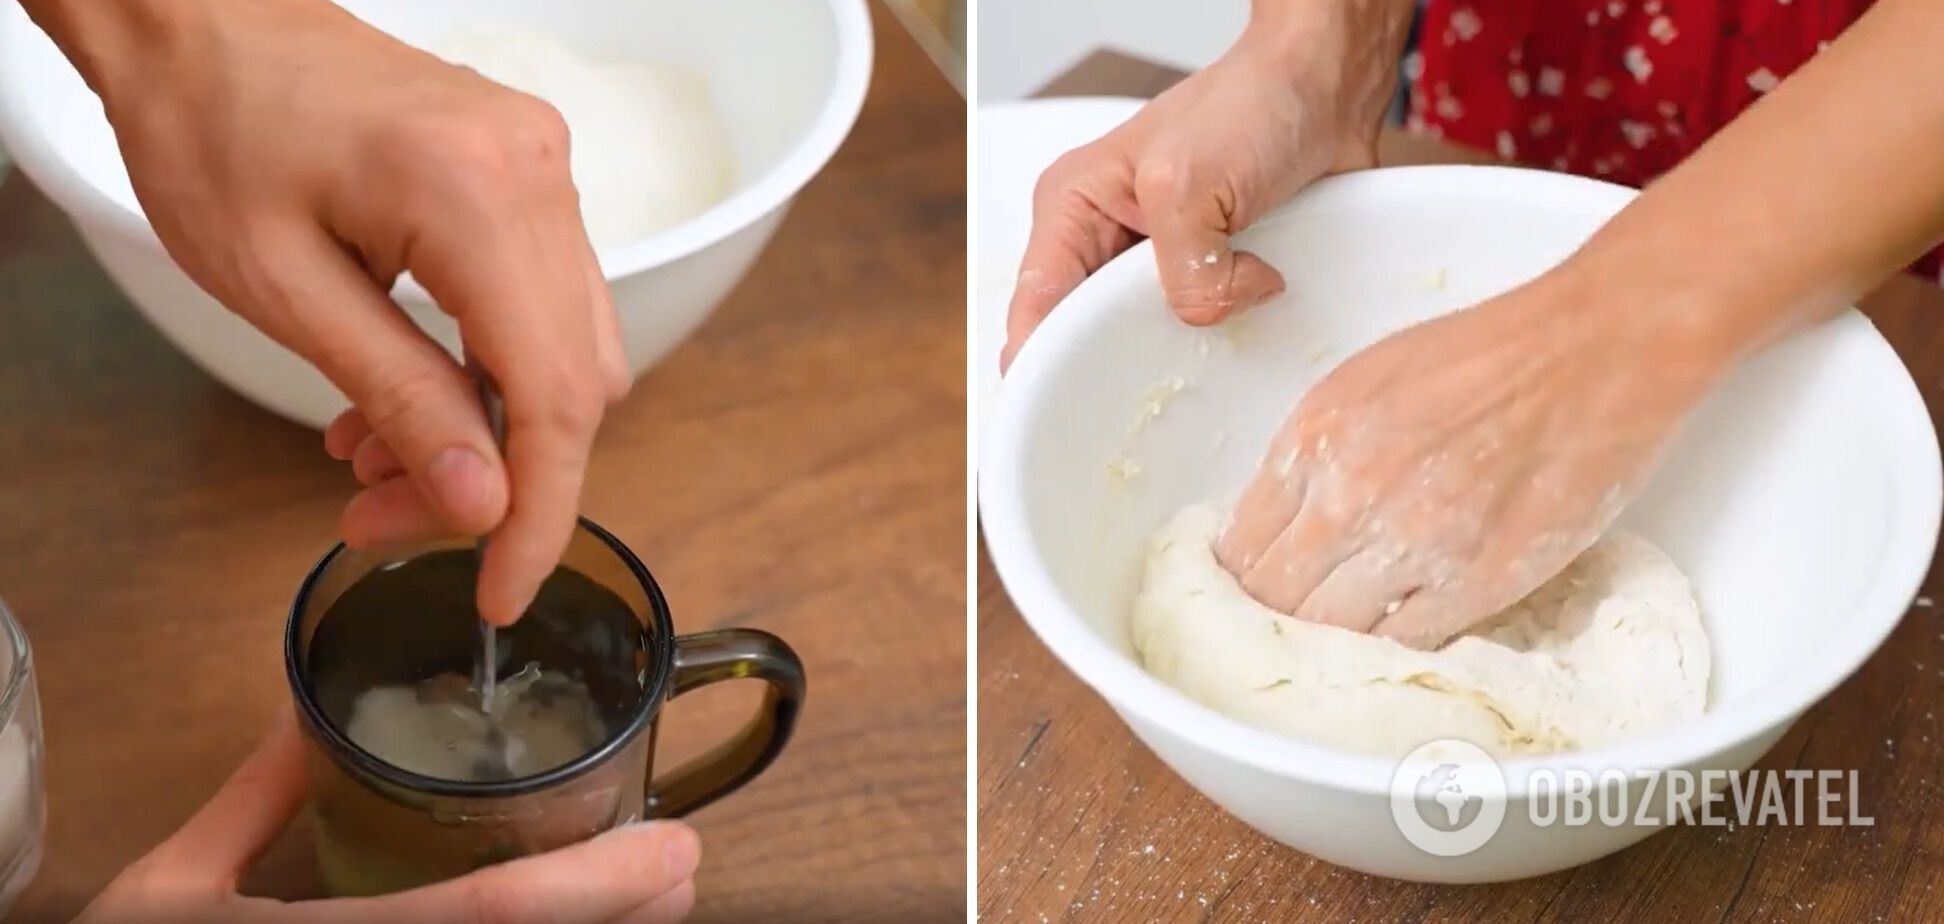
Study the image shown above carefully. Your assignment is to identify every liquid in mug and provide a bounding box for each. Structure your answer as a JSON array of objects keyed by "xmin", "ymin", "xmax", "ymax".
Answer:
[{"xmin": 301, "ymin": 550, "xmax": 652, "ymax": 896}]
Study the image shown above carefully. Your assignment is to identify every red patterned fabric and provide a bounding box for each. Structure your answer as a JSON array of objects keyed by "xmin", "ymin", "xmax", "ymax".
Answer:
[{"xmin": 1410, "ymin": 0, "xmax": 1942, "ymax": 282}]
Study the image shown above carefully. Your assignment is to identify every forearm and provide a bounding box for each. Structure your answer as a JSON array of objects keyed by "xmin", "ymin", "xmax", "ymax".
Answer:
[
  {"xmin": 1571, "ymin": 0, "xmax": 1944, "ymax": 362},
  {"xmin": 1249, "ymin": 0, "xmax": 1417, "ymax": 36},
  {"xmin": 1244, "ymin": 0, "xmax": 1416, "ymax": 86}
]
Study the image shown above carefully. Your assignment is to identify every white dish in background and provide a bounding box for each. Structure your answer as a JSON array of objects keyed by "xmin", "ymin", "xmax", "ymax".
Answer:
[
  {"xmin": 981, "ymin": 165, "xmax": 1942, "ymax": 882},
  {"xmin": 975, "ymin": 97, "xmax": 1142, "ymax": 443},
  {"xmin": 0, "ymin": 0, "xmax": 872, "ymax": 429}
]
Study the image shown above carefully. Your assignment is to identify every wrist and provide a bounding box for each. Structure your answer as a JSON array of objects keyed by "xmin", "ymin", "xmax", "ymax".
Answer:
[
  {"xmin": 1237, "ymin": 0, "xmax": 1415, "ymax": 164},
  {"xmin": 1533, "ymin": 250, "xmax": 1765, "ymax": 396},
  {"xmin": 1247, "ymin": 0, "xmax": 1416, "ymax": 40},
  {"xmin": 19, "ymin": 0, "xmax": 209, "ymax": 112},
  {"xmin": 1566, "ymin": 210, "xmax": 1839, "ymax": 370}
]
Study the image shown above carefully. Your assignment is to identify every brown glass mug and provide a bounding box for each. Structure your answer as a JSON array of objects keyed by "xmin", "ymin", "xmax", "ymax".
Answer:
[{"xmin": 284, "ymin": 517, "xmax": 804, "ymax": 897}]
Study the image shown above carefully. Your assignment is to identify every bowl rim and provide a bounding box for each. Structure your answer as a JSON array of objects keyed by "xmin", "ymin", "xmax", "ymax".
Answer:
[
  {"xmin": 981, "ymin": 164, "xmax": 1944, "ymax": 796},
  {"xmin": 0, "ymin": 0, "xmax": 874, "ymax": 294}
]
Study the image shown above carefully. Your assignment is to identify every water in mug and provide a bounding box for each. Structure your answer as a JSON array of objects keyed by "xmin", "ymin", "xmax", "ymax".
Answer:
[
  {"xmin": 303, "ymin": 549, "xmax": 655, "ymax": 895},
  {"xmin": 345, "ymin": 662, "xmax": 606, "ymax": 782}
]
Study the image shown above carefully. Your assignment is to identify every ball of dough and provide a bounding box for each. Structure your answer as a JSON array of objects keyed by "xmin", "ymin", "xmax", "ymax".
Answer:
[{"xmin": 1131, "ymin": 503, "xmax": 1711, "ymax": 759}]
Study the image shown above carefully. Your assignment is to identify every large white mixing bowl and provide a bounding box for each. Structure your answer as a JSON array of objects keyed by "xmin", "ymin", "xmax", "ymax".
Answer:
[
  {"xmin": 981, "ymin": 166, "xmax": 1942, "ymax": 882},
  {"xmin": 0, "ymin": 0, "xmax": 871, "ymax": 428}
]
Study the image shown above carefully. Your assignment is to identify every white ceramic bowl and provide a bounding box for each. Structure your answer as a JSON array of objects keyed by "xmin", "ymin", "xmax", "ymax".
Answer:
[
  {"xmin": 981, "ymin": 166, "xmax": 1942, "ymax": 882},
  {"xmin": 0, "ymin": 0, "xmax": 871, "ymax": 428},
  {"xmin": 975, "ymin": 97, "xmax": 1143, "ymax": 440}
]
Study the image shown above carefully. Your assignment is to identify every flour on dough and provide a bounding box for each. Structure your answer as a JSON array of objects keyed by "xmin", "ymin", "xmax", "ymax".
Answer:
[{"xmin": 1131, "ymin": 504, "xmax": 1711, "ymax": 759}]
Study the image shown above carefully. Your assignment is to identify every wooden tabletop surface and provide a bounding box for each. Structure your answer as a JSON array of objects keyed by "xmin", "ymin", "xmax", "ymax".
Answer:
[
  {"xmin": 977, "ymin": 51, "xmax": 1944, "ymax": 923},
  {"xmin": 0, "ymin": 5, "xmax": 964, "ymax": 922}
]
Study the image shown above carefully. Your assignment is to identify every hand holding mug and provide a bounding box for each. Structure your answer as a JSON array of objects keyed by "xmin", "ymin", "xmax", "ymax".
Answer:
[{"xmin": 76, "ymin": 714, "xmax": 700, "ymax": 924}]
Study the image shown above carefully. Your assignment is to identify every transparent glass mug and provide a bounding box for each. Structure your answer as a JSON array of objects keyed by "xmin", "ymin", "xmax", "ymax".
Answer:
[{"xmin": 284, "ymin": 518, "xmax": 804, "ymax": 897}]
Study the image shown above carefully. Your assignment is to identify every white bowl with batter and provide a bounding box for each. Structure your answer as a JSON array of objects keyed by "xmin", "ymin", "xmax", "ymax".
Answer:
[
  {"xmin": 0, "ymin": 0, "xmax": 871, "ymax": 428},
  {"xmin": 980, "ymin": 165, "xmax": 1942, "ymax": 882}
]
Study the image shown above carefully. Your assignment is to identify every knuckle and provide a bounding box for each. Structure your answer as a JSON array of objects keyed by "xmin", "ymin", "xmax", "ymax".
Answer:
[
  {"xmin": 1169, "ymin": 293, "xmax": 1228, "ymax": 326},
  {"xmin": 1033, "ymin": 150, "xmax": 1089, "ymax": 201},
  {"xmin": 1167, "ymin": 264, "xmax": 1243, "ymax": 322},
  {"xmin": 1165, "ymin": 267, "xmax": 1237, "ymax": 322},
  {"xmin": 498, "ymin": 92, "xmax": 573, "ymax": 163},
  {"xmin": 200, "ymin": 223, "xmax": 314, "ymax": 330},
  {"xmin": 350, "ymin": 437, "xmax": 398, "ymax": 484},
  {"xmin": 351, "ymin": 360, "xmax": 452, "ymax": 441},
  {"xmin": 383, "ymin": 93, "xmax": 571, "ymax": 202},
  {"xmin": 1032, "ymin": 143, "xmax": 1120, "ymax": 209},
  {"xmin": 524, "ymin": 373, "xmax": 606, "ymax": 438},
  {"xmin": 601, "ymin": 363, "xmax": 633, "ymax": 402},
  {"xmin": 1132, "ymin": 159, "xmax": 1191, "ymax": 207}
]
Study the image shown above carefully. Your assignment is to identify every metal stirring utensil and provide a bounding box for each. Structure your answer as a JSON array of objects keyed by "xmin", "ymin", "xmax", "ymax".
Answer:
[{"xmin": 466, "ymin": 353, "xmax": 513, "ymax": 778}]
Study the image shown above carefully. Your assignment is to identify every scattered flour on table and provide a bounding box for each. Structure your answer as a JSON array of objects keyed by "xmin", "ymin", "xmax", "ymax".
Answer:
[
  {"xmin": 1131, "ymin": 503, "xmax": 1711, "ymax": 759},
  {"xmin": 419, "ymin": 25, "xmax": 734, "ymax": 248}
]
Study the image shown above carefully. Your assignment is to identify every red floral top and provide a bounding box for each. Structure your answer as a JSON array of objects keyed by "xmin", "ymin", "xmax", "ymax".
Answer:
[{"xmin": 1409, "ymin": 0, "xmax": 1941, "ymax": 281}]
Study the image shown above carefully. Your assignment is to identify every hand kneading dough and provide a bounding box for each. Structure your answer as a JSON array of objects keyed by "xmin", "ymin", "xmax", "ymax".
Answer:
[{"xmin": 1131, "ymin": 504, "xmax": 1711, "ymax": 759}]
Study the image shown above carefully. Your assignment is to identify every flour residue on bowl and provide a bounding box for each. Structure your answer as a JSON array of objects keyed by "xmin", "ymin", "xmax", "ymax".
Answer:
[
  {"xmin": 1131, "ymin": 503, "xmax": 1712, "ymax": 759},
  {"xmin": 418, "ymin": 24, "xmax": 734, "ymax": 248}
]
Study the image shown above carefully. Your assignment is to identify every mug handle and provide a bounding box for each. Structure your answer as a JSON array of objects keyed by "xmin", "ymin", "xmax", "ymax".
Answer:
[{"xmin": 643, "ymin": 628, "xmax": 805, "ymax": 817}]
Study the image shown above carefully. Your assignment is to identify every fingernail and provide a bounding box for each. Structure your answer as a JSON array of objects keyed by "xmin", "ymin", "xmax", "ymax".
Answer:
[
  {"xmin": 426, "ymin": 446, "xmax": 492, "ymax": 529},
  {"xmin": 620, "ymin": 821, "xmax": 702, "ymax": 878},
  {"xmin": 476, "ymin": 579, "xmax": 533, "ymax": 627},
  {"xmin": 663, "ymin": 825, "xmax": 701, "ymax": 878}
]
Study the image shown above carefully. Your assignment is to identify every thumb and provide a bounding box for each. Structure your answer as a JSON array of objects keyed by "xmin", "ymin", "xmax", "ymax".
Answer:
[
  {"xmin": 1136, "ymin": 172, "xmax": 1284, "ymax": 326},
  {"xmin": 149, "ymin": 712, "xmax": 308, "ymax": 887},
  {"xmin": 272, "ymin": 233, "xmax": 509, "ymax": 539},
  {"xmin": 322, "ymin": 822, "xmax": 702, "ymax": 924}
]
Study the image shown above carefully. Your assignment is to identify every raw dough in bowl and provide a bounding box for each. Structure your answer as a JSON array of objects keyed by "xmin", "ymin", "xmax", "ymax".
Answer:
[{"xmin": 1132, "ymin": 503, "xmax": 1712, "ymax": 759}]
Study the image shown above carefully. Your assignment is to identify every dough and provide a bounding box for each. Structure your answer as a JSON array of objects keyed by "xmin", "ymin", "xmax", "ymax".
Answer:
[{"xmin": 1131, "ymin": 504, "xmax": 1711, "ymax": 759}]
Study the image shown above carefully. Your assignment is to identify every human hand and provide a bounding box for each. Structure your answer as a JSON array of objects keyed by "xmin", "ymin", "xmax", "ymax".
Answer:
[
  {"xmin": 34, "ymin": 0, "xmax": 628, "ymax": 623},
  {"xmin": 1212, "ymin": 0, "xmax": 1944, "ymax": 650},
  {"xmin": 1001, "ymin": 0, "xmax": 1413, "ymax": 369},
  {"xmin": 1216, "ymin": 268, "xmax": 1733, "ymax": 649},
  {"xmin": 76, "ymin": 713, "xmax": 700, "ymax": 924}
]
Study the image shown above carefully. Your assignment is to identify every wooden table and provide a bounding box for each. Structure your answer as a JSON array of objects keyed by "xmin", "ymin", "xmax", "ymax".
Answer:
[
  {"xmin": 0, "ymin": 5, "xmax": 964, "ymax": 922},
  {"xmin": 977, "ymin": 51, "xmax": 1944, "ymax": 923}
]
